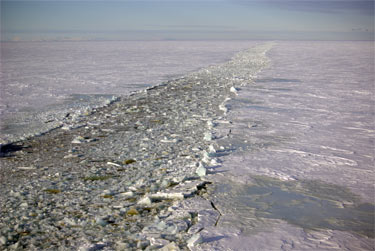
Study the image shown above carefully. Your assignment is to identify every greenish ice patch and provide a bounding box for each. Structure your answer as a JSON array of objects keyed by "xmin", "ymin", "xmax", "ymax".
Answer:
[{"xmin": 213, "ymin": 176, "xmax": 374, "ymax": 238}]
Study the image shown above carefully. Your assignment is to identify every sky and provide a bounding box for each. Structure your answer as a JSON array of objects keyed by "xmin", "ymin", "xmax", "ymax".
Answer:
[{"xmin": 1, "ymin": 0, "xmax": 374, "ymax": 41}]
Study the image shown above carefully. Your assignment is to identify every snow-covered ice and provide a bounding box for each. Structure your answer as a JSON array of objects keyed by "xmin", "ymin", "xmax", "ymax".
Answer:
[
  {"xmin": 0, "ymin": 40, "xmax": 258, "ymax": 144},
  {"xmin": 195, "ymin": 41, "xmax": 374, "ymax": 250},
  {"xmin": 0, "ymin": 40, "xmax": 373, "ymax": 250}
]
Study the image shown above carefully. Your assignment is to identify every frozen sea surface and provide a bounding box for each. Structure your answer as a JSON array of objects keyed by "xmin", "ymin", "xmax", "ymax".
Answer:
[
  {"xmin": 195, "ymin": 41, "xmax": 375, "ymax": 250},
  {"xmin": 0, "ymin": 40, "xmax": 257, "ymax": 144},
  {"xmin": 1, "ymin": 40, "xmax": 374, "ymax": 250}
]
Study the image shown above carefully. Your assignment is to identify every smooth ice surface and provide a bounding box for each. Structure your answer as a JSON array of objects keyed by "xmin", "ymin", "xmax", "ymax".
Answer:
[
  {"xmin": 0, "ymin": 40, "xmax": 257, "ymax": 143},
  {"xmin": 219, "ymin": 41, "xmax": 374, "ymax": 201},
  {"xmin": 1, "ymin": 40, "xmax": 255, "ymax": 115},
  {"xmin": 201, "ymin": 41, "xmax": 374, "ymax": 250}
]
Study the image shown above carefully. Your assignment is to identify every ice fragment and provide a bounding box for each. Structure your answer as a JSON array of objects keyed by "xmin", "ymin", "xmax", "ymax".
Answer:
[{"xmin": 196, "ymin": 163, "xmax": 207, "ymax": 177}]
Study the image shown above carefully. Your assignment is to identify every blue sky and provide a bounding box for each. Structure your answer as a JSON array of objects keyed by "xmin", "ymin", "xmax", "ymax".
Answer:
[{"xmin": 1, "ymin": 0, "xmax": 374, "ymax": 41}]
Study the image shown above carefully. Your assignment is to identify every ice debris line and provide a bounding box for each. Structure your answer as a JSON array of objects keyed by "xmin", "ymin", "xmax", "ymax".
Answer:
[{"xmin": 0, "ymin": 43, "xmax": 272, "ymax": 250}]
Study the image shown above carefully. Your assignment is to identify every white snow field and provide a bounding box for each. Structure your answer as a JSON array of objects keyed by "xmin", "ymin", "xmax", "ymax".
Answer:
[
  {"xmin": 1, "ymin": 40, "xmax": 374, "ymax": 250},
  {"xmin": 0, "ymin": 40, "xmax": 258, "ymax": 144},
  {"xmin": 189, "ymin": 41, "xmax": 374, "ymax": 250}
]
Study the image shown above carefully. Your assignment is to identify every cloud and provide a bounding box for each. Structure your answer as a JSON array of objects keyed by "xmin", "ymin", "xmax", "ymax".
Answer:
[
  {"xmin": 230, "ymin": 0, "xmax": 374, "ymax": 16},
  {"xmin": 145, "ymin": 24, "xmax": 237, "ymax": 30},
  {"xmin": 2, "ymin": 0, "xmax": 226, "ymax": 2}
]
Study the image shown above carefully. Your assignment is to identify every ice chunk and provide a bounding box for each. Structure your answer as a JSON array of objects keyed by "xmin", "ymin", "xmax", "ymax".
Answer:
[
  {"xmin": 230, "ymin": 86, "xmax": 238, "ymax": 95},
  {"xmin": 196, "ymin": 163, "xmax": 207, "ymax": 177},
  {"xmin": 187, "ymin": 233, "xmax": 202, "ymax": 249},
  {"xmin": 203, "ymin": 132, "xmax": 213, "ymax": 141},
  {"xmin": 138, "ymin": 196, "xmax": 152, "ymax": 206}
]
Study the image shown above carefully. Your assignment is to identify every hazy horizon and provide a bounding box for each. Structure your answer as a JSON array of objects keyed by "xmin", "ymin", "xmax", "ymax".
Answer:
[{"xmin": 1, "ymin": 0, "xmax": 374, "ymax": 42}]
